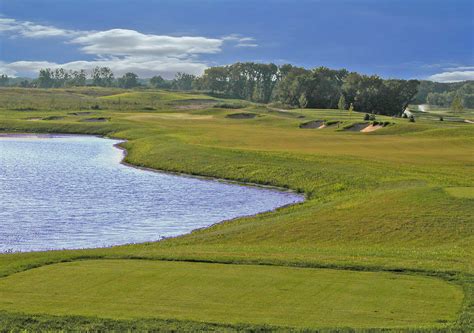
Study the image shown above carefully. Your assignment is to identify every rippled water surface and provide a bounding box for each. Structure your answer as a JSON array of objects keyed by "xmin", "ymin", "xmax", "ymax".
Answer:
[{"xmin": 0, "ymin": 135, "xmax": 303, "ymax": 252}]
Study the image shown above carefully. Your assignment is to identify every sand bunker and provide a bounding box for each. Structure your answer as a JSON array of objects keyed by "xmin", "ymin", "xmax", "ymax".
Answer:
[
  {"xmin": 361, "ymin": 124, "xmax": 383, "ymax": 132},
  {"xmin": 299, "ymin": 120, "xmax": 325, "ymax": 129},
  {"xmin": 226, "ymin": 113, "xmax": 257, "ymax": 119},
  {"xmin": 81, "ymin": 117, "xmax": 109, "ymax": 122},
  {"xmin": 42, "ymin": 116, "xmax": 64, "ymax": 121},
  {"xmin": 69, "ymin": 112, "xmax": 93, "ymax": 116},
  {"xmin": 344, "ymin": 123, "xmax": 370, "ymax": 131}
]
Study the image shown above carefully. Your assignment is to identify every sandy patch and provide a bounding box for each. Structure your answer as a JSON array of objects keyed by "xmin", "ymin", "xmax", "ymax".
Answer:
[
  {"xmin": 344, "ymin": 123, "xmax": 370, "ymax": 131},
  {"xmin": 361, "ymin": 125, "xmax": 383, "ymax": 132},
  {"xmin": 464, "ymin": 119, "xmax": 474, "ymax": 124},
  {"xmin": 299, "ymin": 120, "xmax": 325, "ymax": 129}
]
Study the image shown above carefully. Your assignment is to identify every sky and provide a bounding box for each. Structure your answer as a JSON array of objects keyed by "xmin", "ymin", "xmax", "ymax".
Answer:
[{"xmin": 0, "ymin": 0, "xmax": 473, "ymax": 81}]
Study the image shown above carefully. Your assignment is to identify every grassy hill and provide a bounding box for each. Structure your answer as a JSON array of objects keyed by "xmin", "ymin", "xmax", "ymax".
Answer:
[{"xmin": 0, "ymin": 87, "xmax": 472, "ymax": 331}]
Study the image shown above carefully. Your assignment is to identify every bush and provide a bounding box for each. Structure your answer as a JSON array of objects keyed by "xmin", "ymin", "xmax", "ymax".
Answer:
[
  {"xmin": 369, "ymin": 114, "xmax": 376, "ymax": 121},
  {"xmin": 372, "ymin": 121, "xmax": 379, "ymax": 126},
  {"xmin": 90, "ymin": 104, "xmax": 101, "ymax": 110},
  {"xmin": 383, "ymin": 121, "xmax": 391, "ymax": 127},
  {"xmin": 409, "ymin": 115, "xmax": 415, "ymax": 122},
  {"xmin": 364, "ymin": 114, "xmax": 370, "ymax": 121},
  {"xmin": 439, "ymin": 116, "xmax": 444, "ymax": 121}
]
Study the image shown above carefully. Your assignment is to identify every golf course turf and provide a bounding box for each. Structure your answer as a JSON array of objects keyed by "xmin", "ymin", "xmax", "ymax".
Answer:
[{"xmin": 0, "ymin": 87, "xmax": 472, "ymax": 331}]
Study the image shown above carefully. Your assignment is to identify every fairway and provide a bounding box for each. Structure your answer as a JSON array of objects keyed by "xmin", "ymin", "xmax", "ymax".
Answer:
[
  {"xmin": 0, "ymin": 87, "xmax": 473, "ymax": 330},
  {"xmin": 0, "ymin": 260, "xmax": 463, "ymax": 328}
]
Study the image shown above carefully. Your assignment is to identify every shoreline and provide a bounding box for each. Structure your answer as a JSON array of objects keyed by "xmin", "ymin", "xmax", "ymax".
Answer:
[
  {"xmin": 0, "ymin": 132, "xmax": 306, "ymax": 197},
  {"xmin": 0, "ymin": 131, "xmax": 305, "ymax": 254}
]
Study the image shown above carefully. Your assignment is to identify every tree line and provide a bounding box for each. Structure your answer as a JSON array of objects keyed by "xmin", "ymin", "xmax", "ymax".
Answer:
[
  {"xmin": 0, "ymin": 67, "xmax": 196, "ymax": 90},
  {"xmin": 3, "ymin": 62, "xmax": 457, "ymax": 116},
  {"xmin": 195, "ymin": 63, "xmax": 419, "ymax": 115},
  {"xmin": 414, "ymin": 80, "xmax": 474, "ymax": 109}
]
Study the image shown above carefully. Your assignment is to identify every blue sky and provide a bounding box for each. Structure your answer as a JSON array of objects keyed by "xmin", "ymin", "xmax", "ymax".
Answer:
[{"xmin": 0, "ymin": 0, "xmax": 473, "ymax": 81}]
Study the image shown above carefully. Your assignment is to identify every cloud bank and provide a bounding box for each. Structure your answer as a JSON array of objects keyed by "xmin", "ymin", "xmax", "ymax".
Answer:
[
  {"xmin": 428, "ymin": 68, "xmax": 474, "ymax": 83},
  {"xmin": 0, "ymin": 17, "xmax": 257, "ymax": 78}
]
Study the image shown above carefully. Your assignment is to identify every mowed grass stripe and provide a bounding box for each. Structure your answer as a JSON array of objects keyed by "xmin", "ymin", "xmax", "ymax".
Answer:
[{"xmin": 0, "ymin": 260, "xmax": 463, "ymax": 329}]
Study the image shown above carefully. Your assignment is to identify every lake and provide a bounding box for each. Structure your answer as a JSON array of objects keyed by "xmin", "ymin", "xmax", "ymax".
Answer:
[{"xmin": 0, "ymin": 135, "xmax": 303, "ymax": 252}]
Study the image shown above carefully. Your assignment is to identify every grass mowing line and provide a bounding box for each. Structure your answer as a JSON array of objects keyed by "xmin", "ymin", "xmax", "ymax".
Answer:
[{"xmin": 0, "ymin": 259, "xmax": 463, "ymax": 329}]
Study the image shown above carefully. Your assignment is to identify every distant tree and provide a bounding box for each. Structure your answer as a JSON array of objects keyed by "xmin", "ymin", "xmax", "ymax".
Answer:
[
  {"xmin": 451, "ymin": 93, "xmax": 464, "ymax": 114},
  {"xmin": 172, "ymin": 72, "xmax": 196, "ymax": 91},
  {"xmin": 338, "ymin": 94, "xmax": 346, "ymax": 110},
  {"xmin": 149, "ymin": 75, "xmax": 170, "ymax": 89},
  {"xmin": 91, "ymin": 66, "xmax": 114, "ymax": 87},
  {"xmin": 37, "ymin": 68, "xmax": 55, "ymax": 88},
  {"xmin": 118, "ymin": 72, "xmax": 139, "ymax": 88},
  {"xmin": 70, "ymin": 70, "xmax": 87, "ymax": 86},
  {"xmin": 298, "ymin": 93, "xmax": 308, "ymax": 108},
  {"xmin": 0, "ymin": 74, "xmax": 9, "ymax": 87},
  {"xmin": 19, "ymin": 80, "xmax": 31, "ymax": 88},
  {"xmin": 348, "ymin": 102, "xmax": 354, "ymax": 120}
]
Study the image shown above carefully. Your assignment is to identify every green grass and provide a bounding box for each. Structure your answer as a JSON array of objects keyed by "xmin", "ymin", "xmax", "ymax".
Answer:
[
  {"xmin": 0, "ymin": 260, "xmax": 462, "ymax": 329},
  {"xmin": 0, "ymin": 87, "xmax": 473, "ymax": 331},
  {"xmin": 445, "ymin": 187, "xmax": 474, "ymax": 199}
]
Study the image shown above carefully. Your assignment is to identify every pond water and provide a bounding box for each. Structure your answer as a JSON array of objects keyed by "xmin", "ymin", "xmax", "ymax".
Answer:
[{"xmin": 0, "ymin": 135, "xmax": 303, "ymax": 252}]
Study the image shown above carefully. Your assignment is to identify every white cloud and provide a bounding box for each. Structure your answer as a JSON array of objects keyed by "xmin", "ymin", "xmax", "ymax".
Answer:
[
  {"xmin": 1, "ymin": 57, "xmax": 209, "ymax": 79},
  {"xmin": 0, "ymin": 17, "xmax": 82, "ymax": 38},
  {"xmin": 71, "ymin": 29, "xmax": 223, "ymax": 57},
  {"xmin": 0, "ymin": 16, "xmax": 258, "ymax": 78},
  {"xmin": 428, "ymin": 70, "xmax": 474, "ymax": 82},
  {"xmin": 222, "ymin": 34, "xmax": 258, "ymax": 48}
]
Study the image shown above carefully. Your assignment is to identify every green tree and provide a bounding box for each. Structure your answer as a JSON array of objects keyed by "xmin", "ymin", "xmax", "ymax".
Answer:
[
  {"xmin": 118, "ymin": 72, "xmax": 139, "ymax": 88},
  {"xmin": 338, "ymin": 94, "xmax": 346, "ymax": 110},
  {"xmin": 451, "ymin": 93, "xmax": 464, "ymax": 114},
  {"xmin": 348, "ymin": 102, "xmax": 354, "ymax": 120},
  {"xmin": 0, "ymin": 74, "xmax": 9, "ymax": 87},
  {"xmin": 172, "ymin": 72, "xmax": 196, "ymax": 91},
  {"xmin": 150, "ymin": 75, "xmax": 170, "ymax": 89},
  {"xmin": 91, "ymin": 66, "xmax": 114, "ymax": 87},
  {"xmin": 37, "ymin": 68, "xmax": 54, "ymax": 88}
]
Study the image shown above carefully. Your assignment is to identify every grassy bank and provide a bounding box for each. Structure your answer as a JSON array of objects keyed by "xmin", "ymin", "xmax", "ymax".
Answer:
[{"xmin": 0, "ymin": 87, "xmax": 473, "ymax": 331}]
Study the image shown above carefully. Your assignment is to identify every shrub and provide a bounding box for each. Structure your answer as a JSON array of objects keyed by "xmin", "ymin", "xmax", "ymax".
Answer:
[
  {"xmin": 439, "ymin": 116, "xmax": 444, "ymax": 121},
  {"xmin": 364, "ymin": 114, "xmax": 370, "ymax": 121},
  {"xmin": 372, "ymin": 121, "xmax": 379, "ymax": 126},
  {"xmin": 369, "ymin": 114, "xmax": 376, "ymax": 121},
  {"xmin": 409, "ymin": 115, "xmax": 415, "ymax": 122}
]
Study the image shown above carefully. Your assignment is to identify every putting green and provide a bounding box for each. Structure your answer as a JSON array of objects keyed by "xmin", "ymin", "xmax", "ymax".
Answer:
[{"xmin": 0, "ymin": 260, "xmax": 462, "ymax": 328}]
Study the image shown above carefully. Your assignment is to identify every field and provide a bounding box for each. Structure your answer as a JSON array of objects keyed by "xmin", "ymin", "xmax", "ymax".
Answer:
[{"xmin": 0, "ymin": 87, "xmax": 473, "ymax": 331}]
